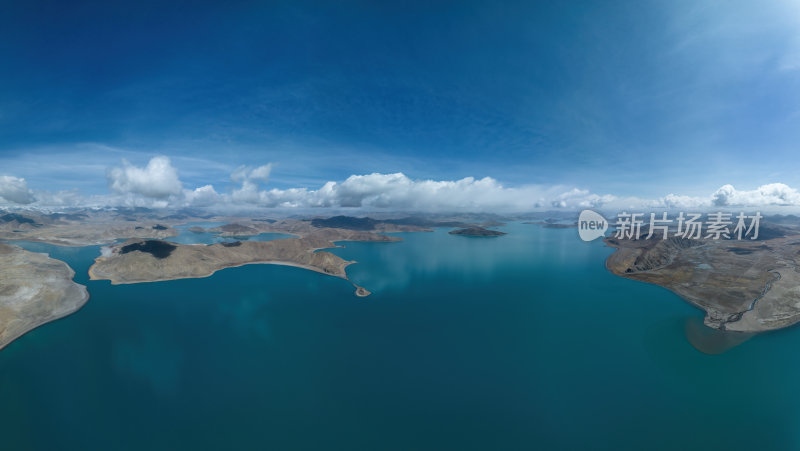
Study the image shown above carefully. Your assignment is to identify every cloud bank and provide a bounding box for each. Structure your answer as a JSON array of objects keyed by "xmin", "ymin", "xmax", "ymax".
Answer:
[
  {"xmin": 712, "ymin": 183, "xmax": 800, "ymax": 207},
  {"xmin": 225, "ymin": 172, "xmax": 620, "ymax": 211},
  {"xmin": 4, "ymin": 155, "xmax": 800, "ymax": 213},
  {"xmin": 656, "ymin": 183, "xmax": 800, "ymax": 210}
]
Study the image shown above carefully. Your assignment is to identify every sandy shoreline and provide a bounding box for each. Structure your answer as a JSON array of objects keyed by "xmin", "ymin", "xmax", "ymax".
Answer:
[
  {"xmin": 0, "ymin": 288, "xmax": 89, "ymax": 352},
  {"xmin": 89, "ymin": 258, "xmax": 352, "ymax": 285},
  {"xmin": 86, "ymin": 233, "xmax": 393, "ymax": 297}
]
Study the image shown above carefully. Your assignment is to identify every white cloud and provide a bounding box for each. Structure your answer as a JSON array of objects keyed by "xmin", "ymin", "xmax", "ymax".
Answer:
[
  {"xmin": 14, "ymin": 154, "xmax": 800, "ymax": 214},
  {"xmin": 225, "ymin": 172, "xmax": 614, "ymax": 212},
  {"xmin": 655, "ymin": 193, "xmax": 709, "ymax": 210},
  {"xmin": 231, "ymin": 164, "xmax": 272, "ymax": 183},
  {"xmin": 183, "ymin": 185, "xmax": 221, "ymax": 207},
  {"xmin": 107, "ymin": 156, "xmax": 182, "ymax": 199},
  {"xmin": 230, "ymin": 164, "xmax": 275, "ymax": 206},
  {"xmin": 649, "ymin": 183, "xmax": 800, "ymax": 211},
  {"xmin": 712, "ymin": 183, "xmax": 800, "ymax": 207},
  {"xmin": 0, "ymin": 175, "xmax": 35, "ymax": 204},
  {"xmin": 551, "ymin": 188, "xmax": 616, "ymax": 209},
  {"xmin": 32, "ymin": 188, "xmax": 82, "ymax": 207},
  {"xmin": 248, "ymin": 164, "xmax": 272, "ymax": 181}
]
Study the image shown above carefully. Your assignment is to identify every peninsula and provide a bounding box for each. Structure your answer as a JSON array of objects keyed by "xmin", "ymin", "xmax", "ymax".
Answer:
[
  {"xmin": 89, "ymin": 230, "xmax": 401, "ymax": 296},
  {"xmin": 0, "ymin": 243, "xmax": 89, "ymax": 350},
  {"xmin": 604, "ymin": 223, "xmax": 800, "ymax": 333},
  {"xmin": 0, "ymin": 209, "xmax": 505, "ymax": 350}
]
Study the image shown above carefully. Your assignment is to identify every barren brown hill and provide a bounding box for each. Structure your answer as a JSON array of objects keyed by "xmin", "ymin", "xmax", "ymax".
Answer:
[
  {"xmin": 0, "ymin": 243, "xmax": 89, "ymax": 350},
  {"xmin": 89, "ymin": 230, "xmax": 400, "ymax": 296},
  {"xmin": 605, "ymin": 232, "xmax": 800, "ymax": 332}
]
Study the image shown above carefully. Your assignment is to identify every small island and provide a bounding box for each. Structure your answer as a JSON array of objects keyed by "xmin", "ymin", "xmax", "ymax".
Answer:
[
  {"xmin": 448, "ymin": 226, "xmax": 506, "ymax": 237},
  {"xmin": 523, "ymin": 221, "xmax": 576, "ymax": 229},
  {"xmin": 0, "ymin": 211, "xmax": 517, "ymax": 350},
  {"xmin": 0, "ymin": 212, "xmax": 449, "ymax": 350}
]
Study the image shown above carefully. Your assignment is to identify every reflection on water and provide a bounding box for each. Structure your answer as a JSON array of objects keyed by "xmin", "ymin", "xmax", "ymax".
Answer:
[
  {"xmin": 684, "ymin": 316, "xmax": 755, "ymax": 354},
  {"xmin": 331, "ymin": 223, "xmax": 597, "ymax": 293}
]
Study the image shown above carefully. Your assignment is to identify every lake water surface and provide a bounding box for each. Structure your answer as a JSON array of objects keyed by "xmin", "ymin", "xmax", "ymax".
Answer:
[{"xmin": 2, "ymin": 223, "xmax": 799, "ymax": 450}]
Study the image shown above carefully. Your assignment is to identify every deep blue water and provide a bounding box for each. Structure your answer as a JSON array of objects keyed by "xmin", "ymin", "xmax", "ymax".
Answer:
[{"xmin": 2, "ymin": 223, "xmax": 800, "ymax": 450}]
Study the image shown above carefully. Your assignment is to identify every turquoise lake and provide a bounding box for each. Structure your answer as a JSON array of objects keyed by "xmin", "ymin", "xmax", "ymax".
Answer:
[{"xmin": 2, "ymin": 223, "xmax": 800, "ymax": 450}]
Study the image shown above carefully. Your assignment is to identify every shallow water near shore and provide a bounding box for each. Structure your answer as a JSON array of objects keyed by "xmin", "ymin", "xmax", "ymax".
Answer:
[{"xmin": 3, "ymin": 223, "xmax": 800, "ymax": 449}]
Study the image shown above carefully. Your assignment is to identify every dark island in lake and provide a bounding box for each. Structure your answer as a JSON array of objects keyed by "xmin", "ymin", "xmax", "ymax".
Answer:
[{"xmin": 448, "ymin": 226, "xmax": 506, "ymax": 237}]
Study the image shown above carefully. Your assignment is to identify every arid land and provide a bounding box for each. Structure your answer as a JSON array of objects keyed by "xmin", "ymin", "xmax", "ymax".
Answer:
[
  {"xmin": 0, "ymin": 242, "xmax": 89, "ymax": 350},
  {"xmin": 605, "ymin": 221, "xmax": 800, "ymax": 333},
  {"xmin": 0, "ymin": 209, "xmax": 482, "ymax": 349}
]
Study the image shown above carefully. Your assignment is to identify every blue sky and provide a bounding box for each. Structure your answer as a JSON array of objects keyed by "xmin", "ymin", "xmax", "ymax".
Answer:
[{"xmin": 1, "ymin": 0, "xmax": 800, "ymax": 210}]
